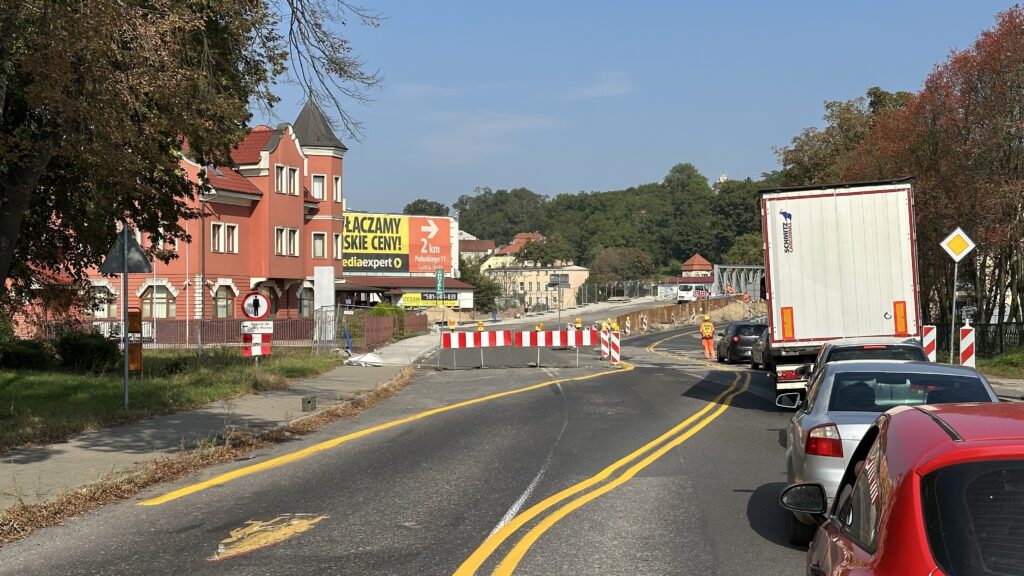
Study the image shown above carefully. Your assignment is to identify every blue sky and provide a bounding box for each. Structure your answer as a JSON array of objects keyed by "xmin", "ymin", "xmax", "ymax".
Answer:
[{"xmin": 257, "ymin": 1, "xmax": 1018, "ymax": 214}]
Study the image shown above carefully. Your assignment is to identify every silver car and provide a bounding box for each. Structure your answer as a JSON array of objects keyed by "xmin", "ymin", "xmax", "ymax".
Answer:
[{"xmin": 778, "ymin": 360, "xmax": 999, "ymax": 545}]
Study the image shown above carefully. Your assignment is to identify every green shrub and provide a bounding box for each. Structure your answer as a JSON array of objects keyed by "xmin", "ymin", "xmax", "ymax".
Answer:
[
  {"xmin": 0, "ymin": 339, "xmax": 56, "ymax": 370},
  {"xmin": 369, "ymin": 302, "xmax": 405, "ymax": 318},
  {"xmin": 56, "ymin": 331, "xmax": 122, "ymax": 372}
]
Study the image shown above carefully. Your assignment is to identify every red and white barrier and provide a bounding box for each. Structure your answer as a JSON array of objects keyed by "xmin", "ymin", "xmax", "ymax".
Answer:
[
  {"xmin": 610, "ymin": 331, "xmax": 621, "ymax": 365},
  {"xmin": 242, "ymin": 333, "xmax": 272, "ymax": 357},
  {"xmin": 442, "ymin": 330, "xmax": 513, "ymax": 349},
  {"xmin": 600, "ymin": 329, "xmax": 609, "ymax": 358},
  {"xmin": 624, "ymin": 317, "xmax": 632, "ymax": 337},
  {"xmin": 922, "ymin": 325, "xmax": 936, "ymax": 362},
  {"xmin": 641, "ymin": 315, "xmax": 649, "ymax": 332},
  {"xmin": 960, "ymin": 325, "xmax": 975, "ymax": 368}
]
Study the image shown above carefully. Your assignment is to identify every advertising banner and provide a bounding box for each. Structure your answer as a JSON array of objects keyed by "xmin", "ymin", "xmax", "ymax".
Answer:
[
  {"xmin": 400, "ymin": 292, "xmax": 459, "ymax": 308},
  {"xmin": 343, "ymin": 213, "xmax": 452, "ymax": 273}
]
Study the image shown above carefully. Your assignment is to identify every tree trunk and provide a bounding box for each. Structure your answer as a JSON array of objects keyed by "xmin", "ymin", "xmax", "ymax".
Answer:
[{"xmin": 0, "ymin": 138, "xmax": 56, "ymax": 291}]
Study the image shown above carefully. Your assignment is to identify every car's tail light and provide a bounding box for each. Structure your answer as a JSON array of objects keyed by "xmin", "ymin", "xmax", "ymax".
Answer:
[
  {"xmin": 778, "ymin": 369, "xmax": 800, "ymax": 380},
  {"xmin": 732, "ymin": 336, "xmax": 740, "ymax": 342},
  {"xmin": 805, "ymin": 424, "xmax": 843, "ymax": 458},
  {"xmin": 861, "ymin": 345, "xmax": 886, "ymax": 350}
]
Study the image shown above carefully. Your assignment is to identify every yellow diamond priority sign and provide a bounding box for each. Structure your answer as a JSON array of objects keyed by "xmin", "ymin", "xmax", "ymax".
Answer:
[{"xmin": 940, "ymin": 227, "xmax": 975, "ymax": 262}]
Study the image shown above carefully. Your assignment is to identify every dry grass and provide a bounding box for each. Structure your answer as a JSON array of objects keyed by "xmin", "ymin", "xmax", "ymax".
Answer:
[{"xmin": 0, "ymin": 366, "xmax": 417, "ymax": 548}]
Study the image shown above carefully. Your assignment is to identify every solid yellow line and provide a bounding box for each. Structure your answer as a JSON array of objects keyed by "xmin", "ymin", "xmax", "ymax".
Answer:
[
  {"xmin": 139, "ymin": 362, "xmax": 635, "ymax": 506},
  {"xmin": 452, "ymin": 372, "xmax": 740, "ymax": 576},
  {"xmin": 493, "ymin": 374, "xmax": 751, "ymax": 575}
]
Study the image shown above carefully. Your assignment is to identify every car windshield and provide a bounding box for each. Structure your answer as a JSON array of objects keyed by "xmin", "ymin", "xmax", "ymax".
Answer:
[
  {"xmin": 828, "ymin": 346, "xmax": 927, "ymax": 362},
  {"xmin": 737, "ymin": 324, "xmax": 766, "ymax": 337},
  {"xmin": 828, "ymin": 372, "xmax": 991, "ymax": 412},
  {"xmin": 921, "ymin": 460, "xmax": 1024, "ymax": 576}
]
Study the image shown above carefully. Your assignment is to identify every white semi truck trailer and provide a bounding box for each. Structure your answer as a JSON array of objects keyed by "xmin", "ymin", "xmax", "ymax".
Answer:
[{"xmin": 760, "ymin": 178, "xmax": 922, "ymax": 395}]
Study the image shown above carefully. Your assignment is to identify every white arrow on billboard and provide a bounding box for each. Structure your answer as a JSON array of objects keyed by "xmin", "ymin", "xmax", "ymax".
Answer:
[{"xmin": 421, "ymin": 219, "xmax": 439, "ymax": 239}]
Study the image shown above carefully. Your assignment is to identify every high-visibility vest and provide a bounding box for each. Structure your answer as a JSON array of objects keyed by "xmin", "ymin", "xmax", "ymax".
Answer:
[{"xmin": 699, "ymin": 322, "xmax": 715, "ymax": 338}]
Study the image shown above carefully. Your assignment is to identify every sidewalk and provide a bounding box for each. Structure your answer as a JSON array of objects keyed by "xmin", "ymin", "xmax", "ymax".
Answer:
[{"xmin": 0, "ymin": 336, "xmax": 437, "ymax": 511}]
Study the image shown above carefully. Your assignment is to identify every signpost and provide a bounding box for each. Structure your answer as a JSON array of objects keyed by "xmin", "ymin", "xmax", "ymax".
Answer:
[
  {"xmin": 99, "ymin": 225, "xmax": 152, "ymax": 411},
  {"xmin": 242, "ymin": 292, "xmax": 271, "ymax": 321},
  {"xmin": 940, "ymin": 228, "xmax": 976, "ymax": 363},
  {"xmin": 547, "ymin": 273, "xmax": 570, "ymax": 329},
  {"xmin": 241, "ymin": 292, "xmax": 272, "ymax": 361}
]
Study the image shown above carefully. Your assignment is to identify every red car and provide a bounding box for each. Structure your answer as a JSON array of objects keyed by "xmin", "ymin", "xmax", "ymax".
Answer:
[{"xmin": 779, "ymin": 403, "xmax": 1024, "ymax": 575}]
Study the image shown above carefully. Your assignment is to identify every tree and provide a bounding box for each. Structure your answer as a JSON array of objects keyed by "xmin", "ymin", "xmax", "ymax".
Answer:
[
  {"xmin": 402, "ymin": 199, "xmax": 449, "ymax": 217},
  {"xmin": 453, "ymin": 187, "xmax": 547, "ymax": 244},
  {"xmin": 590, "ymin": 247, "xmax": 655, "ymax": 284},
  {"xmin": 516, "ymin": 234, "xmax": 573, "ymax": 266},
  {"xmin": 722, "ymin": 233, "xmax": 764, "ymax": 265},
  {"xmin": 457, "ymin": 257, "xmax": 501, "ymax": 312},
  {"xmin": 0, "ymin": 0, "xmax": 381, "ymax": 305}
]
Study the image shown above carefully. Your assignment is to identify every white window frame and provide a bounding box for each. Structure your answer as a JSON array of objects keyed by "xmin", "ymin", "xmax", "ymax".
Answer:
[
  {"xmin": 333, "ymin": 176, "xmax": 342, "ymax": 203},
  {"xmin": 274, "ymin": 227, "xmax": 286, "ymax": 256},
  {"xmin": 287, "ymin": 228, "xmax": 299, "ymax": 256},
  {"xmin": 333, "ymin": 233, "xmax": 342, "ymax": 259},
  {"xmin": 312, "ymin": 232, "xmax": 326, "ymax": 259},
  {"xmin": 311, "ymin": 174, "xmax": 326, "ymax": 200},
  {"xmin": 288, "ymin": 167, "xmax": 299, "ymax": 196},
  {"xmin": 225, "ymin": 224, "xmax": 238, "ymax": 254},
  {"xmin": 275, "ymin": 165, "xmax": 285, "ymax": 194},
  {"xmin": 210, "ymin": 222, "xmax": 223, "ymax": 253}
]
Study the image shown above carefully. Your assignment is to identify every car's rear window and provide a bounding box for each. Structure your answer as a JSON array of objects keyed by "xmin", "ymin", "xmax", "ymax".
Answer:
[
  {"xmin": 679, "ymin": 284, "xmax": 694, "ymax": 291},
  {"xmin": 827, "ymin": 345, "xmax": 928, "ymax": 363},
  {"xmin": 921, "ymin": 460, "xmax": 1024, "ymax": 576},
  {"xmin": 828, "ymin": 372, "xmax": 991, "ymax": 412},
  {"xmin": 736, "ymin": 324, "xmax": 766, "ymax": 337}
]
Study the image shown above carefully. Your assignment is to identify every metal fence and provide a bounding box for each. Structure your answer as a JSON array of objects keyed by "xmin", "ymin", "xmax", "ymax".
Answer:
[
  {"xmin": 934, "ymin": 322, "xmax": 1024, "ymax": 359},
  {"xmin": 574, "ymin": 280, "xmax": 655, "ymax": 306},
  {"xmin": 312, "ymin": 306, "xmax": 429, "ymax": 354}
]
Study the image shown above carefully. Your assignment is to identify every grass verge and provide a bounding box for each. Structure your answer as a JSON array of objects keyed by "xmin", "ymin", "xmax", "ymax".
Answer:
[
  {"xmin": 0, "ymin": 347, "xmax": 342, "ymax": 452},
  {"xmin": 0, "ymin": 366, "xmax": 416, "ymax": 548},
  {"xmin": 977, "ymin": 348, "xmax": 1024, "ymax": 380}
]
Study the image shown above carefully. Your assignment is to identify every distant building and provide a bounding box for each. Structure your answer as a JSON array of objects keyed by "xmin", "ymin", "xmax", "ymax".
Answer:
[
  {"xmin": 482, "ymin": 259, "xmax": 589, "ymax": 312},
  {"xmin": 459, "ymin": 239, "xmax": 496, "ymax": 261},
  {"xmin": 497, "ymin": 232, "xmax": 544, "ymax": 256},
  {"xmin": 681, "ymin": 253, "xmax": 713, "ymax": 277}
]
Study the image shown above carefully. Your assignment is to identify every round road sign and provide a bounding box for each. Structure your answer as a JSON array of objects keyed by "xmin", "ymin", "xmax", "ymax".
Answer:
[{"xmin": 242, "ymin": 292, "xmax": 271, "ymax": 320}]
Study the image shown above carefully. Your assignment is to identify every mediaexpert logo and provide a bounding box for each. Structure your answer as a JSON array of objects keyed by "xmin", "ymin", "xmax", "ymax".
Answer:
[{"xmin": 780, "ymin": 210, "xmax": 794, "ymax": 253}]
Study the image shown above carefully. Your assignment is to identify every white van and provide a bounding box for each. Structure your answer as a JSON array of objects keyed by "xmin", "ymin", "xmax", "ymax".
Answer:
[{"xmin": 676, "ymin": 284, "xmax": 697, "ymax": 303}]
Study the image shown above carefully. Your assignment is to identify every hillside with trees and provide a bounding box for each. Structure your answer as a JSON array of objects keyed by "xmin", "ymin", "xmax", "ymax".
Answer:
[{"xmin": 455, "ymin": 163, "xmax": 772, "ymax": 272}]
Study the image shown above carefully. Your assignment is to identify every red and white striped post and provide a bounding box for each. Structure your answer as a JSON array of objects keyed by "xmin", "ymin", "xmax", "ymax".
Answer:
[
  {"xmin": 610, "ymin": 331, "xmax": 621, "ymax": 366},
  {"xmin": 242, "ymin": 333, "xmax": 272, "ymax": 359},
  {"xmin": 641, "ymin": 314, "xmax": 649, "ymax": 333},
  {"xmin": 959, "ymin": 324, "xmax": 976, "ymax": 368},
  {"xmin": 921, "ymin": 325, "xmax": 936, "ymax": 362},
  {"xmin": 624, "ymin": 317, "xmax": 632, "ymax": 337},
  {"xmin": 600, "ymin": 329, "xmax": 609, "ymax": 359}
]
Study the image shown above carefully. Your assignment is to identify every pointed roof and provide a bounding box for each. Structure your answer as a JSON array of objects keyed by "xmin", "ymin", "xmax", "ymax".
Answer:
[
  {"xmin": 293, "ymin": 101, "xmax": 348, "ymax": 151},
  {"xmin": 230, "ymin": 125, "xmax": 282, "ymax": 165},
  {"xmin": 681, "ymin": 253, "xmax": 713, "ymax": 272}
]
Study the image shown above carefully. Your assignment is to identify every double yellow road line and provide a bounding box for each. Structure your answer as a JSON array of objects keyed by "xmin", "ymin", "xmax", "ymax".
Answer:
[{"xmin": 455, "ymin": 337, "xmax": 751, "ymax": 575}]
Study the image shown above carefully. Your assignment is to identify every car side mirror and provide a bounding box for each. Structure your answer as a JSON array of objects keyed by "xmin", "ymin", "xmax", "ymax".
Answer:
[
  {"xmin": 716, "ymin": 332, "xmax": 724, "ymax": 337},
  {"xmin": 779, "ymin": 483, "xmax": 827, "ymax": 518},
  {"xmin": 775, "ymin": 392, "xmax": 801, "ymax": 410},
  {"xmin": 796, "ymin": 365, "xmax": 811, "ymax": 377}
]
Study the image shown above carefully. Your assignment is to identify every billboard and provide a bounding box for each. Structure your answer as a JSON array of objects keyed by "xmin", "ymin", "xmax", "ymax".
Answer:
[
  {"xmin": 399, "ymin": 292, "xmax": 459, "ymax": 308},
  {"xmin": 343, "ymin": 213, "xmax": 453, "ymax": 274}
]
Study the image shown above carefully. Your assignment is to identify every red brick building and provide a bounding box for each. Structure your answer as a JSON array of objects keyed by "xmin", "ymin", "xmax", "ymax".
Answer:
[{"xmin": 87, "ymin": 102, "xmax": 346, "ymax": 323}]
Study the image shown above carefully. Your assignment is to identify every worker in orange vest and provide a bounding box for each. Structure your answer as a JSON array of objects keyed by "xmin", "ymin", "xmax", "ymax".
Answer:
[{"xmin": 699, "ymin": 315, "xmax": 716, "ymax": 359}]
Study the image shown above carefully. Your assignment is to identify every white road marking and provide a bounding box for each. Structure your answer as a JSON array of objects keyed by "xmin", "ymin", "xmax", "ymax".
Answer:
[{"xmin": 487, "ymin": 383, "xmax": 569, "ymax": 537}]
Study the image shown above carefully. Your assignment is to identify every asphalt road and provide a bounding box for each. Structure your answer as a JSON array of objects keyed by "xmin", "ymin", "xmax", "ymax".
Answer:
[{"xmin": 0, "ymin": 326, "xmax": 806, "ymax": 576}]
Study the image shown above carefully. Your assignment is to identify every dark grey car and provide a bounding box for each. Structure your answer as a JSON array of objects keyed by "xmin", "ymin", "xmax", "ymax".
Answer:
[{"xmin": 716, "ymin": 322, "xmax": 767, "ymax": 363}]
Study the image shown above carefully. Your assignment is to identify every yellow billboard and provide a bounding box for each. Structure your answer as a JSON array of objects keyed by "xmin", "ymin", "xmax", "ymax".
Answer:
[
  {"xmin": 343, "ymin": 213, "xmax": 452, "ymax": 273},
  {"xmin": 400, "ymin": 292, "xmax": 458, "ymax": 308}
]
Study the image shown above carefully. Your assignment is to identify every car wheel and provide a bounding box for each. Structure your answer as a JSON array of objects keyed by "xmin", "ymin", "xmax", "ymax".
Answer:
[
  {"xmin": 789, "ymin": 514, "xmax": 816, "ymax": 546},
  {"xmin": 751, "ymin": 358, "xmax": 760, "ymax": 370}
]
